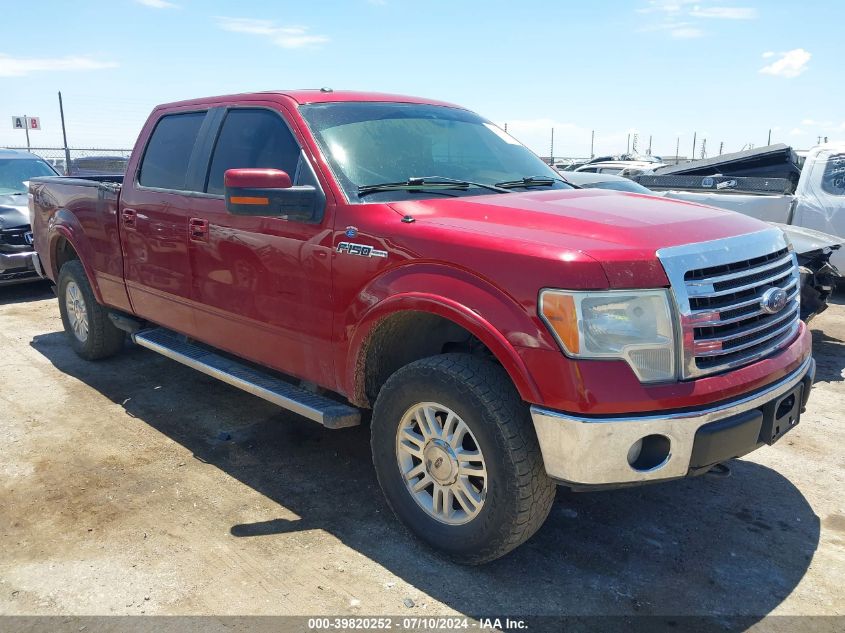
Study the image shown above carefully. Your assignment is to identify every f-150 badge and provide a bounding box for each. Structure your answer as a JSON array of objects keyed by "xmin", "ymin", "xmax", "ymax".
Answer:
[{"xmin": 337, "ymin": 242, "xmax": 388, "ymax": 258}]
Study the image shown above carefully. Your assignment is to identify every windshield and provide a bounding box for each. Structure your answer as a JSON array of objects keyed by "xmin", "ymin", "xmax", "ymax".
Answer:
[
  {"xmin": 299, "ymin": 102, "xmax": 571, "ymax": 202},
  {"xmin": 0, "ymin": 158, "xmax": 56, "ymax": 194}
]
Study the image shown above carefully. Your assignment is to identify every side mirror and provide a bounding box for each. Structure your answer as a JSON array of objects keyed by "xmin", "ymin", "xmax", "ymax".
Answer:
[{"xmin": 224, "ymin": 168, "xmax": 317, "ymax": 220}]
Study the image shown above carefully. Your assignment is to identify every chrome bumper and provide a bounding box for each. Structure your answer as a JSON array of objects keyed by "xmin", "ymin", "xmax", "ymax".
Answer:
[
  {"xmin": 530, "ymin": 354, "xmax": 814, "ymax": 487},
  {"xmin": 0, "ymin": 250, "xmax": 35, "ymax": 272}
]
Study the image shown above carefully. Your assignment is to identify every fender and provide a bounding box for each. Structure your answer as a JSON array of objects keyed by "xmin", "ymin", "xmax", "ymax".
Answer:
[
  {"xmin": 47, "ymin": 209, "xmax": 105, "ymax": 303},
  {"xmin": 342, "ymin": 263, "xmax": 558, "ymax": 406}
]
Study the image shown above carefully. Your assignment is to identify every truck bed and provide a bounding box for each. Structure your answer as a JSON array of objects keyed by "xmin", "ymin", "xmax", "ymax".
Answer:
[{"xmin": 29, "ymin": 174, "xmax": 131, "ymax": 311}]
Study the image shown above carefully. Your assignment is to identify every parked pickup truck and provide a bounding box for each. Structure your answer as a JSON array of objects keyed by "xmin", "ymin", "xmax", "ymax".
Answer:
[{"xmin": 30, "ymin": 90, "xmax": 815, "ymax": 563}]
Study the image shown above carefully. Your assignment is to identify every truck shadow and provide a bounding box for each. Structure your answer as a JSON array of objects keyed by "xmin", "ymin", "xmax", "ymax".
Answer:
[
  {"xmin": 0, "ymin": 280, "xmax": 53, "ymax": 306},
  {"xmin": 30, "ymin": 332, "xmax": 821, "ymax": 620}
]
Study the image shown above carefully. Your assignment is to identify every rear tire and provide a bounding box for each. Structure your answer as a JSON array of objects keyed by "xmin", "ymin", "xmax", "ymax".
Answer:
[
  {"xmin": 371, "ymin": 354, "xmax": 555, "ymax": 564},
  {"xmin": 57, "ymin": 260, "xmax": 124, "ymax": 360}
]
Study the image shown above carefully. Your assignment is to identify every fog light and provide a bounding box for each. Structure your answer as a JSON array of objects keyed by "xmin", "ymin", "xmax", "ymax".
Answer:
[{"xmin": 627, "ymin": 434, "xmax": 671, "ymax": 471}]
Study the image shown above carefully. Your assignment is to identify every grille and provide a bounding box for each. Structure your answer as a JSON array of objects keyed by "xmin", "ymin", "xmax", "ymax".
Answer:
[
  {"xmin": 658, "ymin": 229, "xmax": 801, "ymax": 379},
  {"xmin": 0, "ymin": 227, "xmax": 32, "ymax": 247}
]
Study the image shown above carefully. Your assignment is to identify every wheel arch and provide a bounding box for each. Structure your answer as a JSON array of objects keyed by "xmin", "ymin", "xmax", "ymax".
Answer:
[
  {"xmin": 48, "ymin": 210, "xmax": 103, "ymax": 303},
  {"xmin": 346, "ymin": 293, "xmax": 543, "ymax": 408}
]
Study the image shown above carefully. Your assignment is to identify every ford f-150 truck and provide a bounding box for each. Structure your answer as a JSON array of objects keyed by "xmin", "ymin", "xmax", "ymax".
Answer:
[{"xmin": 29, "ymin": 90, "xmax": 815, "ymax": 564}]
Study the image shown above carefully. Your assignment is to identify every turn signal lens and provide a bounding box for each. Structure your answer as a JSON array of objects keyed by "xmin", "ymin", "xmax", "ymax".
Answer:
[{"xmin": 539, "ymin": 293, "xmax": 579, "ymax": 355}]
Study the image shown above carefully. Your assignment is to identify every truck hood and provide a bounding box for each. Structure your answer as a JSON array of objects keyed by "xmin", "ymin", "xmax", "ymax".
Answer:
[
  {"xmin": 389, "ymin": 189, "xmax": 769, "ymax": 288},
  {"xmin": 0, "ymin": 193, "xmax": 29, "ymax": 229}
]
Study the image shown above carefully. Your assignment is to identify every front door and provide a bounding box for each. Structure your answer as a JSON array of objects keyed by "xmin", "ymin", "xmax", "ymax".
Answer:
[{"xmin": 187, "ymin": 105, "xmax": 336, "ymax": 387}]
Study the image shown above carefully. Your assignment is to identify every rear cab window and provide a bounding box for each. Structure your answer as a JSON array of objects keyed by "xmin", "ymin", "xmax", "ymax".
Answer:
[{"xmin": 138, "ymin": 112, "xmax": 205, "ymax": 190}]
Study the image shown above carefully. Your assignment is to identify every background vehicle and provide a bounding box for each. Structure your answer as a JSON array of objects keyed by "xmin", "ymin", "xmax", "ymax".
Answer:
[
  {"xmin": 558, "ymin": 169, "xmax": 654, "ymax": 193},
  {"xmin": 29, "ymin": 91, "xmax": 814, "ymax": 563},
  {"xmin": 639, "ymin": 144, "xmax": 845, "ymax": 273},
  {"xmin": 574, "ymin": 154, "xmax": 666, "ymax": 176},
  {"xmin": 0, "ymin": 149, "xmax": 56, "ymax": 285},
  {"xmin": 67, "ymin": 155, "xmax": 129, "ymax": 177},
  {"xmin": 565, "ymin": 169, "xmax": 840, "ymax": 321}
]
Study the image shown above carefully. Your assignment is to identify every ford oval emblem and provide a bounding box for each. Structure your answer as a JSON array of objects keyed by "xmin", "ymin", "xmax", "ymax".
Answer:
[
  {"xmin": 345, "ymin": 226, "xmax": 358, "ymax": 238},
  {"xmin": 760, "ymin": 287, "xmax": 788, "ymax": 314}
]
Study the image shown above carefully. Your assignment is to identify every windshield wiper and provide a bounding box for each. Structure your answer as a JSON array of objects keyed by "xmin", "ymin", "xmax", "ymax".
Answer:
[
  {"xmin": 358, "ymin": 176, "xmax": 509, "ymax": 197},
  {"xmin": 494, "ymin": 175, "xmax": 565, "ymax": 189}
]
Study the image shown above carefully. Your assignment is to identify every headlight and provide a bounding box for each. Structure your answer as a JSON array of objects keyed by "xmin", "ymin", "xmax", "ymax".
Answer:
[{"xmin": 539, "ymin": 289, "xmax": 677, "ymax": 383}]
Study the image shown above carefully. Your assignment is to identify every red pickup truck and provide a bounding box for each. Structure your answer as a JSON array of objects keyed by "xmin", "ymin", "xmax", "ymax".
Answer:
[{"xmin": 30, "ymin": 90, "xmax": 814, "ymax": 563}]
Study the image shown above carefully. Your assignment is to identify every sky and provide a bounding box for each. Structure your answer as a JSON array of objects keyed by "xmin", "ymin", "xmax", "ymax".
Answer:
[{"xmin": 1, "ymin": 0, "xmax": 843, "ymax": 159}]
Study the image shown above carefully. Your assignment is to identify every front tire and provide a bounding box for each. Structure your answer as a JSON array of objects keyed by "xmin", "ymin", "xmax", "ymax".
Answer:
[
  {"xmin": 371, "ymin": 354, "xmax": 555, "ymax": 564},
  {"xmin": 57, "ymin": 260, "xmax": 125, "ymax": 360}
]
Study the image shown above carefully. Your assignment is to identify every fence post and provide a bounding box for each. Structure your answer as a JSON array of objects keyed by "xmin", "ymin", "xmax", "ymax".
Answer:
[{"xmin": 58, "ymin": 91, "xmax": 72, "ymax": 175}]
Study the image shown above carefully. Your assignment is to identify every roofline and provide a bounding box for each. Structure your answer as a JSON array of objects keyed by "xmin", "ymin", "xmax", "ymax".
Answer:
[{"xmin": 151, "ymin": 90, "xmax": 467, "ymax": 113}]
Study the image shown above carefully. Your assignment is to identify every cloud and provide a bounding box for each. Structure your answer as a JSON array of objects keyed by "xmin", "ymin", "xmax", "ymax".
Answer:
[
  {"xmin": 638, "ymin": 1, "xmax": 758, "ymax": 38},
  {"xmin": 670, "ymin": 25, "xmax": 704, "ymax": 38},
  {"xmin": 689, "ymin": 6, "xmax": 758, "ymax": 19},
  {"xmin": 790, "ymin": 128, "xmax": 803, "ymax": 136},
  {"xmin": 215, "ymin": 17, "xmax": 329, "ymax": 49},
  {"xmin": 759, "ymin": 48, "xmax": 811, "ymax": 78},
  {"xmin": 642, "ymin": 20, "xmax": 704, "ymax": 38},
  {"xmin": 0, "ymin": 54, "xmax": 118, "ymax": 77},
  {"xmin": 135, "ymin": 0, "xmax": 178, "ymax": 7},
  {"xmin": 637, "ymin": 0, "xmax": 697, "ymax": 15}
]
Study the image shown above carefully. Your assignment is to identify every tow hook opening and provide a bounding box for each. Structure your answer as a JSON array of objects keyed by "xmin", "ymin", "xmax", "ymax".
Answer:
[{"xmin": 627, "ymin": 434, "xmax": 671, "ymax": 471}]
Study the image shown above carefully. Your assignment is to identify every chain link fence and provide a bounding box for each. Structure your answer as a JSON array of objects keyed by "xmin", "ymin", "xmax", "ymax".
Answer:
[{"xmin": 5, "ymin": 147, "xmax": 132, "ymax": 176}]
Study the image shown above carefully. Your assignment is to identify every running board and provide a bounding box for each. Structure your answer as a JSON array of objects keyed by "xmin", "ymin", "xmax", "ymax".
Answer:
[{"xmin": 132, "ymin": 328, "xmax": 360, "ymax": 429}]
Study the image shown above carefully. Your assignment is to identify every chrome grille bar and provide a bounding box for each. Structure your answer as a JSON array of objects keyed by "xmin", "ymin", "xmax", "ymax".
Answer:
[{"xmin": 657, "ymin": 228, "xmax": 801, "ymax": 379}]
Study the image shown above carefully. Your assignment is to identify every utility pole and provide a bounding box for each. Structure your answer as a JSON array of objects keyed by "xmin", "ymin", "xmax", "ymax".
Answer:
[
  {"xmin": 767, "ymin": 129, "xmax": 772, "ymax": 146},
  {"xmin": 719, "ymin": 141, "xmax": 724, "ymax": 156},
  {"xmin": 632, "ymin": 133, "xmax": 639, "ymax": 154},
  {"xmin": 691, "ymin": 132, "xmax": 697, "ymax": 160},
  {"xmin": 647, "ymin": 135, "xmax": 652, "ymax": 156},
  {"xmin": 626, "ymin": 133, "xmax": 631, "ymax": 154},
  {"xmin": 22, "ymin": 114, "xmax": 31, "ymax": 151},
  {"xmin": 550, "ymin": 128, "xmax": 554, "ymax": 165},
  {"xmin": 701, "ymin": 139, "xmax": 707, "ymax": 159},
  {"xmin": 676, "ymin": 137, "xmax": 680, "ymax": 164},
  {"xmin": 58, "ymin": 91, "xmax": 71, "ymax": 175},
  {"xmin": 590, "ymin": 130, "xmax": 594, "ymax": 158}
]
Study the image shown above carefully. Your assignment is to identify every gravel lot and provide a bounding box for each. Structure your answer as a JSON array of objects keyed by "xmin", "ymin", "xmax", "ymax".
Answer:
[{"xmin": 1, "ymin": 282, "xmax": 843, "ymax": 622}]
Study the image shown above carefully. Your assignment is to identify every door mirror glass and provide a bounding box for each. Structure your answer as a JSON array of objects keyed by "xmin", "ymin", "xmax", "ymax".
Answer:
[{"xmin": 224, "ymin": 168, "xmax": 316, "ymax": 220}]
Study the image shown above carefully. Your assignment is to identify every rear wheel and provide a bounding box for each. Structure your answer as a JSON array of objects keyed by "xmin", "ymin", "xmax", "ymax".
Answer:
[
  {"xmin": 371, "ymin": 354, "xmax": 555, "ymax": 564},
  {"xmin": 57, "ymin": 260, "xmax": 124, "ymax": 360}
]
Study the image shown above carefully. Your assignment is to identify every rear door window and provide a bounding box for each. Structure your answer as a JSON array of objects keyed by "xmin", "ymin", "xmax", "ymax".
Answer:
[
  {"xmin": 205, "ymin": 109, "xmax": 301, "ymax": 195},
  {"xmin": 138, "ymin": 112, "xmax": 205, "ymax": 190}
]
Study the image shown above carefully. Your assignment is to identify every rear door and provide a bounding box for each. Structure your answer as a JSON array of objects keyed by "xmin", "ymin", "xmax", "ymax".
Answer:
[
  {"xmin": 120, "ymin": 109, "xmax": 210, "ymax": 335},
  {"xmin": 186, "ymin": 104, "xmax": 336, "ymax": 387}
]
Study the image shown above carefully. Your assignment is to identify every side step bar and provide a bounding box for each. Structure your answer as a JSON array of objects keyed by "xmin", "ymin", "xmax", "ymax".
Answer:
[{"xmin": 132, "ymin": 328, "xmax": 361, "ymax": 429}]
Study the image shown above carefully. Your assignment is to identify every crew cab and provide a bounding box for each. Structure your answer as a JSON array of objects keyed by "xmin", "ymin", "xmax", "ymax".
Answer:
[{"xmin": 29, "ymin": 90, "xmax": 815, "ymax": 563}]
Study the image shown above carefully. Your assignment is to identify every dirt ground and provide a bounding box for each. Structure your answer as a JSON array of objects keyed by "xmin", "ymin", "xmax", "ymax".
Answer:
[{"xmin": 1, "ymin": 281, "xmax": 843, "ymax": 622}]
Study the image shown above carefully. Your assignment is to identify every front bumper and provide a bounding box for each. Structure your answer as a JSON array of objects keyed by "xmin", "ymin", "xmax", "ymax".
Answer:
[
  {"xmin": 531, "ymin": 354, "xmax": 815, "ymax": 488},
  {"xmin": 0, "ymin": 251, "xmax": 42, "ymax": 285}
]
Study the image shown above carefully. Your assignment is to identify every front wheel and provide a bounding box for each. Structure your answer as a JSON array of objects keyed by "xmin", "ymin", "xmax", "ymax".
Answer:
[
  {"xmin": 371, "ymin": 354, "xmax": 555, "ymax": 564},
  {"xmin": 57, "ymin": 260, "xmax": 125, "ymax": 360}
]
